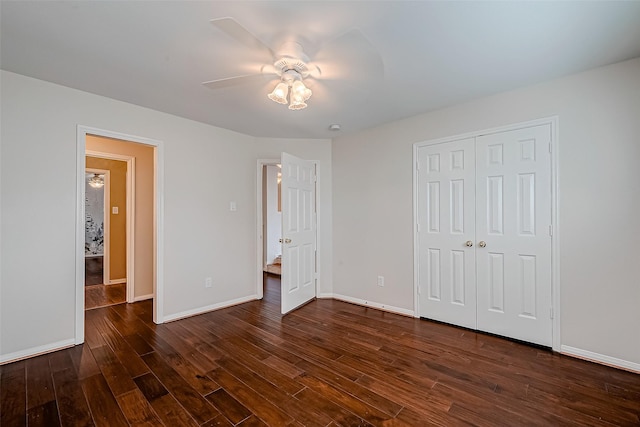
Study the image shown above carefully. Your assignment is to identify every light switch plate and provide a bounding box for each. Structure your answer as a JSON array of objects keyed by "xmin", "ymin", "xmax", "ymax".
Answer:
[{"xmin": 112, "ymin": 206, "xmax": 119, "ymax": 214}]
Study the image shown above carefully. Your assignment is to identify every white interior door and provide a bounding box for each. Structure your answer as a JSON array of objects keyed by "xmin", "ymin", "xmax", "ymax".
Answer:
[
  {"xmin": 280, "ymin": 152, "xmax": 317, "ymax": 314},
  {"xmin": 416, "ymin": 123, "xmax": 553, "ymax": 346},
  {"xmin": 418, "ymin": 138, "xmax": 477, "ymax": 328},
  {"xmin": 476, "ymin": 124, "xmax": 552, "ymax": 346}
]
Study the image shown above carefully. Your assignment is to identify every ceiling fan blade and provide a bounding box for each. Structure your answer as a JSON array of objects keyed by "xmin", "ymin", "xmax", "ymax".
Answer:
[
  {"xmin": 202, "ymin": 74, "xmax": 267, "ymax": 90},
  {"xmin": 210, "ymin": 17, "xmax": 274, "ymax": 61},
  {"xmin": 310, "ymin": 29, "xmax": 384, "ymax": 85}
]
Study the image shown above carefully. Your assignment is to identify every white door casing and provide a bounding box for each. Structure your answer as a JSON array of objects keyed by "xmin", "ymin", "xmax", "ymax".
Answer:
[
  {"xmin": 280, "ymin": 152, "xmax": 317, "ymax": 314},
  {"xmin": 475, "ymin": 124, "xmax": 552, "ymax": 346},
  {"xmin": 417, "ymin": 138, "xmax": 477, "ymax": 329},
  {"xmin": 416, "ymin": 122, "xmax": 553, "ymax": 347}
]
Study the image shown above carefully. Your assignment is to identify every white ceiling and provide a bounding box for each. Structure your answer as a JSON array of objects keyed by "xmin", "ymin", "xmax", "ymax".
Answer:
[{"xmin": 2, "ymin": 1, "xmax": 640, "ymax": 139}]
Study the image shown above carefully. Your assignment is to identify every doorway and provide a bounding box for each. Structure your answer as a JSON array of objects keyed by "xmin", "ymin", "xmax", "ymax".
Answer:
[
  {"xmin": 256, "ymin": 154, "xmax": 319, "ymax": 315},
  {"xmin": 263, "ymin": 163, "xmax": 282, "ymax": 276},
  {"xmin": 75, "ymin": 126, "xmax": 164, "ymax": 345}
]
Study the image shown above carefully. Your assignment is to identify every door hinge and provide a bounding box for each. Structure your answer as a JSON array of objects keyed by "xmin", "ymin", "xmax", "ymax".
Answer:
[
  {"xmin": 416, "ymin": 160, "xmax": 420, "ymax": 170},
  {"xmin": 416, "ymin": 223, "xmax": 420, "ymax": 232},
  {"xmin": 549, "ymin": 142, "xmax": 552, "ymax": 153},
  {"xmin": 550, "ymin": 307, "xmax": 554, "ymax": 319},
  {"xmin": 549, "ymin": 225, "xmax": 553, "ymax": 236},
  {"xmin": 417, "ymin": 286, "xmax": 421, "ymax": 295}
]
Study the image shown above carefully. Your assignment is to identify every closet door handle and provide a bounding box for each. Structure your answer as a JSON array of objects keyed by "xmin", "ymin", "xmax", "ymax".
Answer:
[
  {"xmin": 465, "ymin": 240, "xmax": 473, "ymax": 247},
  {"xmin": 284, "ymin": 238, "xmax": 292, "ymax": 244},
  {"xmin": 478, "ymin": 241, "xmax": 487, "ymax": 248}
]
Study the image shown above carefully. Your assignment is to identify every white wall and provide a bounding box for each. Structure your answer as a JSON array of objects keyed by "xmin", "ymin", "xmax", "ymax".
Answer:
[
  {"xmin": 265, "ymin": 165, "xmax": 282, "ymax": 265},
  {"xmin": 332, "ymin": 57, "xmax": 640, "ymax": 368},
  {"xmin": 0, "ymin": 70, "xmax": 331, "ymax": 361}
]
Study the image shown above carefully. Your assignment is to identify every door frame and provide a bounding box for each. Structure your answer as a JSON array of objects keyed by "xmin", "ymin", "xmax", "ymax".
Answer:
[
  {"xmin": 87, "ymin": 151, "xmax": 136, "ymax": 301},
  {"xmin": 85, "ymin": 167, "xmax": 111, "ymax": 286},
  {"xmin": 255, "ymin": 158, "xmax": 321, "ymax": 302},
  {"xmin": 413, "ymin": 116, "xmax": 560, "ymax": 351},
  {"xmin": 76, "ymin": 126, "xmax": 165, "ymax": 345}
]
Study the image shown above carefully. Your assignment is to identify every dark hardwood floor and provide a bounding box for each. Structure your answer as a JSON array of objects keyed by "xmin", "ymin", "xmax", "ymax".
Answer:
[
  {"xmin": 85, "ymin": 256, "xmax": 104, "ymax": 286},
  {"xmin": 1, "ymin": 274, "xmax": 639, "ymax": 426},
  {"xmin": 85, "ymin": 283, "xmax": 127, "ymax": 310}
]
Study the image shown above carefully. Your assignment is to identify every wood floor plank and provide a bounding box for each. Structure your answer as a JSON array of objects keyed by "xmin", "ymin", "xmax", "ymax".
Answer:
[
  {"xmin": 206, "ymin": 366, "xmax": 294, "ymax": 426},
  {"xmin": 51, "ymin": 366, "xmax": 94, "ymax": 427},
  {"xmin": 0, "ymin": 361, "xmax": 27, "ymax": 427},
  {"xmin": 213, "ymin": 357, "xmax": 331, "ymax": 427},
  {"xmin": 296, "ymin": 373, "xmax": 390, "ymax": 425},
  {"xmin": 141, "ymin": 351, "xmax": 220, "ymax": 424},
  {"xmin": 68, "ymin": 344, "xmax": 101, "ymax": 380},
  {"xmin": 148, "ymin": 393, "xmax": 200, "ymax": 427},
  {"xmin": 82, "ymin": 373, "xmax": 129, "ymax": 427},
  {"xmin": 25, "ymin": 355, "xmax": 56, "ymax": 410},
  {"xmin": 205, "ymin": 388, "xmax": 252, "ymax": 424},
  {"xmin": 91, "ymin": 345, "xmax": 138, "ymax": 397},
  {"xmin": 116, "ymin": 388, "xmax": 164, "ymax": 426},
  {"xmin": 293, "ymin": 385, "xmax": 372, "ymax": 426},
  {"xmin": 99, "ymin": 321, "xmax": 150, "ymax": 378},
  {"xmin": 296, "ymin": 359, "xmax": 404, "ymax": 418},
  {"xmin": 26, "ymin": 400, "xmax": 61, "ymax": 427}
]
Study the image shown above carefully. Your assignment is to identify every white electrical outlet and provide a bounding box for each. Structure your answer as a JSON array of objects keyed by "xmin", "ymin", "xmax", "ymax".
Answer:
[
  {"xmin": 205, "ymin": 277, "xmax": 212, "ymax": 288},
  {"xmin": 377, "ymin": 276, "xmax": 384, "ymax": 287}
]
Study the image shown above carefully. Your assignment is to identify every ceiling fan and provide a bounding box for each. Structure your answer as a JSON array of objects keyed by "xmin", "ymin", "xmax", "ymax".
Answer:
[{"xmin": 203, "ymin": 17, "xmax": 384, "ymax": 110}]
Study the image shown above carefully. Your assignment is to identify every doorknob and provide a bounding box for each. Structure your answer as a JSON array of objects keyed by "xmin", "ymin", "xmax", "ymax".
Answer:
[
  {"xmin": 465, "ymin": 240, "xmax": 473, "ymax": 247},
  {"xmin": 478, "ymin": 241, "xmax": 487, "ymax": 248},
  {"xmin": 278, "ymin": 238, "xmax": 282, "ymax": 243},
  {"xmin": 284, "ymin": 238, "xmax": 292, "ymax": 244}
]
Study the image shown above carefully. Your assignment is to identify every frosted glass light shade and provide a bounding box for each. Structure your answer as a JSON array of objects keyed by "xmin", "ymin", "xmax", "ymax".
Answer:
[
  {"xmin": 288, "ymin": 93, "xmax": 307, "ymax": 110},
  {"xmin": 291, "ymin": 80, "xmax": 312, "ymax": 100},
  {"xmin": 268, "ymin": 82, "xmax": 289, "ymax": 104}
]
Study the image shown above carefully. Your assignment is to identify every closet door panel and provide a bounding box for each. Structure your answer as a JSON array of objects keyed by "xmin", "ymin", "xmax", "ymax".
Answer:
[
  {"xmin": 417, "ymin": 138, "xmax": 476, "ymax": 328},
  {"xmin": 475, "ymin": 124, "xmax": 553, "ymax": 346}
]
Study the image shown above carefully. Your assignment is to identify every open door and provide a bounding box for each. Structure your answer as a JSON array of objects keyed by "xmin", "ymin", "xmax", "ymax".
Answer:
[{"xmin": 280, "ymin": 152, "xmax": 317, "ymax": 314}]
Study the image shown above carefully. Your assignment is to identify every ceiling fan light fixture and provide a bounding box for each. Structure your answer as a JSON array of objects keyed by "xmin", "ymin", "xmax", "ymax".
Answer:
[
  {"xmin": 267, "ymin": 82, "xmax": 289, "ymax": 104},
  {"xmin": 291, "ymin": 80, "xmax": 311, "ymax": 99},
  {"xmin": 288, "ymin": 93, "xmax": 308, "ymax": 110},
  {"xmin": 269, "ymin": 69, "xmax": 311, "ymax": 110},
  {"xmin": 88, "ymin": 173, "xmax": 104, "ymax": 189}
]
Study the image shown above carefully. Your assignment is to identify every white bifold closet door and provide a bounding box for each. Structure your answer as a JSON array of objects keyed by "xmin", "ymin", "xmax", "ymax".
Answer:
[{"xmin": 418, "ymin": 124, "xmax": 552, "ymax": 346}]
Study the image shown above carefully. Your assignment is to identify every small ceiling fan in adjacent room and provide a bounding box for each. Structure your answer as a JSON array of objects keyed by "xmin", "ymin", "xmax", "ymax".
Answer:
[{"xmin": 202, "ymin": 17, "xmax": 384, "ymax": 111}]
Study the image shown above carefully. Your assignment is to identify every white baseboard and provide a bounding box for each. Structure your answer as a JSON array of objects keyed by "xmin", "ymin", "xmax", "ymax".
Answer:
[
  {"xmin": 108, "ymin": 278, "xmax": 127, "ymax": 285},
  {"xmin": 162, "ymin": 295, "xmax": 258, "ymax": 323},
  {"xmin": 0, "ymin": 338, "xmax": 76, "ymax": 365},
  {"xmin": 561, "ymin": 345, "xmax": 640, "ymax": 373},
  {"xmin": 133, "ymin": 293, "xmax": 154, "ymax": 302},
  {"xmin": 323, "ymin": 293, "xmax": 414, "ymax": 317}
]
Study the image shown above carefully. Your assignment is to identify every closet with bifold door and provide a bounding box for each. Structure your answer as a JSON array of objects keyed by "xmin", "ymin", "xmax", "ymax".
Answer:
[{"xmin": 415, "ymin": 121, "xmax": 554, "ymax": 347}]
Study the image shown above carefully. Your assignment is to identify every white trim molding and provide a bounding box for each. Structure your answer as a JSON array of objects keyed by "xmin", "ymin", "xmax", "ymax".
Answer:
[
  {"xmin": 0, "ymin": 339, "xmax": 76, "ymax": 365},
  {"xmin": 133, "ymin": 293, "xmax": 154, "ymax": 302},
  {"xmin": 561, "ymin": 345, "xmax": 640, "ymax": 374},
  {"xmin": 163, "ymin": 295, "xmax": 259, "ymax": 323},
  {"xmin": 86, "ymin": 150, "xmax": 136, "ymax": 304},
  {"xmin": 323, "ymin": 293, "xmax": 415, "ymax": 317}
]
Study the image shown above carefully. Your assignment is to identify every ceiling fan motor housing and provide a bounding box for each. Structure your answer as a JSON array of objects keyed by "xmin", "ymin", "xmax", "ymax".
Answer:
[{"xmin": 274, "ymin": 41, "xmax": 311, "ymax": 79}]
